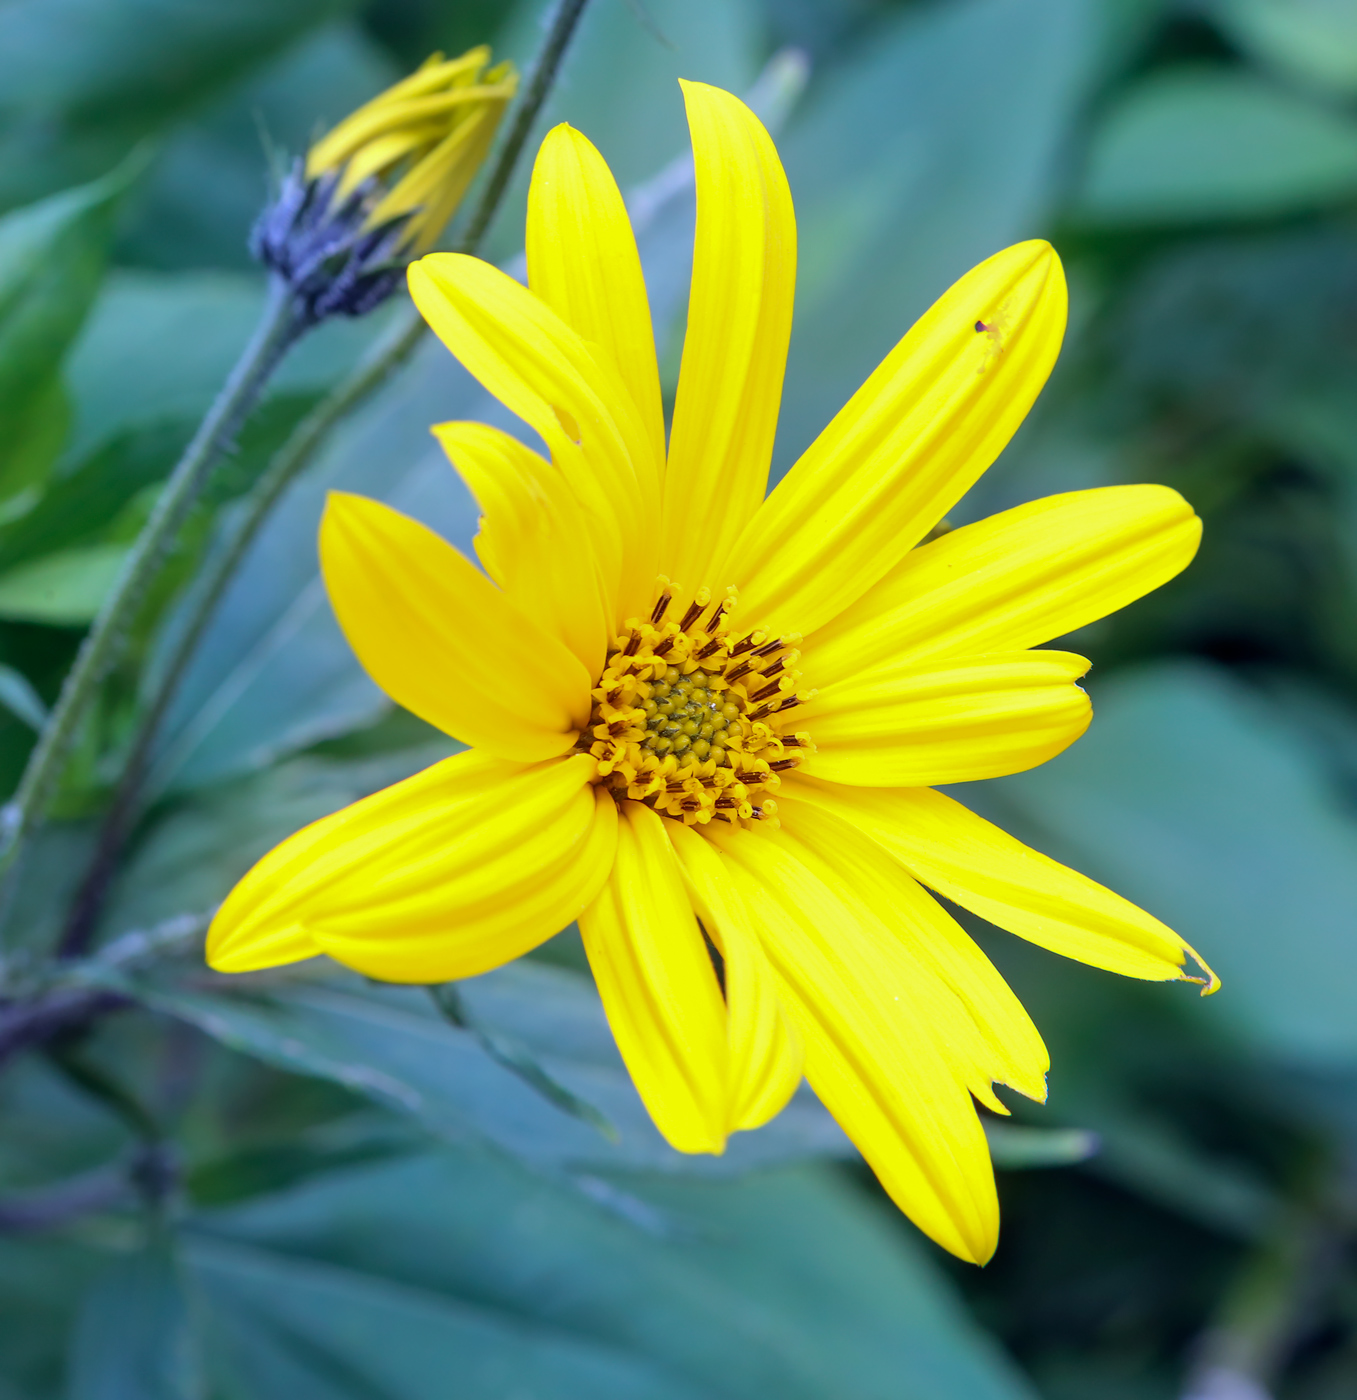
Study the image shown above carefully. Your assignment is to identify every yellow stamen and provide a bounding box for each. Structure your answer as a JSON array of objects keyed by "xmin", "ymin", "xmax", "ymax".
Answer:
[{"xmin": 579, "ymin": 581, "xmax": 818, "ymax": 829}]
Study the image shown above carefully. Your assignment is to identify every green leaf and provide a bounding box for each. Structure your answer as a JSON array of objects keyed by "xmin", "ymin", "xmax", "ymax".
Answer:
[
  {"xmin": 63, "ymin": 270, "xmax": 387, "ymax": 465},
  {"xmin": 67, "ymin": 1233, "xmax": 205, "ymax": 1400},
  {"xmin": 114, "ymin": 961, "xmax": 848, "ymax": 1180},
  {"xmin": 1075, "ymin": 67, "xmax": 1357, "ymax": 224},
  {"xmin": 0, "ymin": 272, "xmax": 391, "ymax": 602},
  {"xmin": 988, "ymin": 662, "xmax": 1357, "ymax": 1063},
  {"xmin": 195, "ymin": 1236, "xmax": 702, "ymax": 1400},
  {"xmin": 0, "ymin": 542, "xmax": 129, "ymax": 626},
  {"xmin": 139, "ymin": 339, "xmax": 514, "ymax": 796},
  {"xmin": 0, "ymin": 661, "xmax": 48, "ymax": 730},
  {"xmin": 984, "ymin": 1122, "xmax": 1100, "ymax": 1170},
  {"xmin": 119, "ymin": 23, "xmax": 400, "ymax": 273},
  {"xmin": 0, "ymin": 161, "xmax": 135, "ymax": 505},
  {"xmin": 490, "ymin": 0, "xmax": 761, "ymax": 213},
  {"xmin": 0, "ymin": 1236, "xmax": 105, "ymax": 1399},
  {"xmin": 187, "ymin": 1153, "xmax": 1036, "ymax": 1400},
  {"xmin": 1212, "ymin": 0, "xmax": 1357, "ymax": 98},
  {"xmin": 0, "ymin": 0, "xmax": 359, "ymax": 212}
]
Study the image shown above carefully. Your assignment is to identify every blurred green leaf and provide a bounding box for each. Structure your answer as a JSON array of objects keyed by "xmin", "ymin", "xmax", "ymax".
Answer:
[
  {"xmin": 0, "ymin": 661, "xmax": 48, "ymax": 730},
  {"xmin": 0, "ymin": 271, "xmax": 392, "ymax": 614},
  {"xmin": 0, "ymin": 543, "xmax": 129, "ymax": 626},
  {"xmin": 0, "ymin": 162, "xmax": 134, "ymax": 506},
  {"xmin": 989, "ymin": 662, "xmax": 1357, "ymax": 1062},
  {"xmin": 67, "ymin": 1233, "xmax": 204, "ymax": 1400},
  {"xmin": 196, "ymin": 1236, "xmax": 704, "ymax": 1400},
  {"xmin": 0, "ymin": 0, "xmax": 359, "ymax": 212},
  {"xmin": 118, "ymin": 22, "xmax": 399, "ymax": 273},
  {"xmin": 1079, "ymin": 1097, "xmax": 1280, "ymax": 1240},
  {"xmin": 63, "ymin": 271, "xmax": 386, "ymax": 465},
  {"xmin": 984, "ymin": 1122, "xmax": 1100, "ymax": 1170},
  {"xmin": 1075, "ymin": 67, "xmax": 1357, "ymax": 224},
  {"xmin": 0, "ymin": 1236, "xmax": 105, "ymax": 1399},
  {"xmin": 1213, "ymin": 0, "xmax": 1357, "ymax": 98},
  {"xmin": 187, "ymin": 1153, "xmax": 1036, "ymax": 1400}
]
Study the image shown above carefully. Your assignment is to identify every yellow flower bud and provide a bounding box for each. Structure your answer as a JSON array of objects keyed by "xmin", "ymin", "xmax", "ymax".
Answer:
[{"xmin": 305, "ymin": 47, "xmax": 517, "ymax": 254}]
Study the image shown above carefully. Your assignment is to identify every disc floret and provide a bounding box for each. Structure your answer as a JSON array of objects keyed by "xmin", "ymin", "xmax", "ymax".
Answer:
[{"xmin": 582, "ymin": 581, "xmax": 816, "ymax": 827}]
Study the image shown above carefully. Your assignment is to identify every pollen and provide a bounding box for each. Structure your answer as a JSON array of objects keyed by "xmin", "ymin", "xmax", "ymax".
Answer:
[{"xmin": 579, "ymin": 580, "xmax": 817, "ymax": 828}]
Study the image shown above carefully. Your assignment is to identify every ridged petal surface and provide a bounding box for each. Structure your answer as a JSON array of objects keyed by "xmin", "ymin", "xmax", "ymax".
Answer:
[
  {"xmin": 526, "ymin": 123, "xmax": 666, "ymax": 478},
  {"xmin": 806, "ymin": 485, "xmax": 1202, "ymax": 688},
  {"xmin": 733, "ymin": 241, "xmax": 1067, "ymax": 637},
  {"xmin": 798, "ymin": 650, "xmax": 1092, "ymax": 786},
  {"xmin": 786, "ymin": 773, "xmax": 1219, "ymax": 991},
  {"xmin": 707, "ymin": 821, "xmax": 1001, "ymax": 1264},
  {"xmin": 667, "ymin": 821, "xmax": 804, "ymax": 1132},
  {"xmin": 662, "ymin": 82, "xmax": 796, "ymax": 602},
  {"xmin": 408, "ymin": 253, "xmax": 657, "ymax": 621},
  {"xmin": 579, "ymin": 802, "xmax": 730, "ymax": 1154},
  {"xmin": 320, "ymin": 492, "xmax": 589, "ymax": 761},
  {"xmin": 776, "ymin": 794, "xmax": 1048, "ymax": 1105},
  {"xmin": 433, "ymin": 421, "xmax": 611, "ymax": 679},
  {"xmin": 209, "ymin": 751, "xmax": 612, "ymax": 983}
]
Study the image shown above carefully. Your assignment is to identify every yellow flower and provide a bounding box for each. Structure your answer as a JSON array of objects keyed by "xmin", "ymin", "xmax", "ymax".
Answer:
[
  {"xmin": 210, "ymin": 83, "xmax": 1218, "ymax": 1264},
  {"xmin": 305, "ymin": 47, "xmax": 517, "ymax": 254}
]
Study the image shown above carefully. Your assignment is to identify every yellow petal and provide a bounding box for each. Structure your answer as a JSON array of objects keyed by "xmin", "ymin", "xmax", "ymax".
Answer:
[
  {"xmin": 209, "ymin": 751, "xmax": 612, "ymax": 983},
  {"xmin": 306, "ymin": 48, "xmax": 493, "ymax": 174},
  {"xmin": 662, "ymin": 81, "xmax": 796, "ymax": 601},
  {"xmin": 798, "ymin": 650, "xmax": 1092, "ymax": 786},
  {"xmin": 785, "ymin": 773, "xmax": 1220, "ymax": 992},
  {"xmin": 377, "ymin": 105, "xmax": 506, "ymax": 254},
  {"xmin": 707, "ymin": 820, "xmax": 999, "ymax": 1263},
  {"xmin": 432, "ymin": 421, "xmax": 611, "ymax": 679},
  {"xmin": 408, "ymin": 253, "xmax": 660, "ymax": 621},
  {"xmin": 733, "ymin": 241, "xmax": 1067, "ymax": 637},
  {"xmin": 319, "ymin": 491, "xmax": 589, "ymax": 762},
  {"xmin": 806, "ymin": 485, "xmax": 1202, "ymax": 688},
  {"xmin": 526, "ymin": 124, "xmax": 666, "ymax": 480},
  {"xmin": 776, "ymin": 793, "xmax": 1048, "ymax": 1104},
  {"xmin": 666, "ymin": 821, "xmax": 804, "ymax": 1132},
  {"xmin": 732, "ymin": 817, "xmax": 1032, "ymax": 1117},
  {"xmin": 579, "ymin": 802, "xmax": 730, "ymax": 1154}
]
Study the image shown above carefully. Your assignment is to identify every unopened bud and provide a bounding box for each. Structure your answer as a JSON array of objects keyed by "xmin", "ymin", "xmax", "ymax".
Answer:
[{"xmin": 252, "ymin": 47, "xmax": 516, "ymax": 324}]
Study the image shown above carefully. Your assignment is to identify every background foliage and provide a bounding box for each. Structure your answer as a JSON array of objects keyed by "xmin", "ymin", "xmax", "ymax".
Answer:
[{"xmin": 1, "ymin": 0, "xmax": 1356, "ymax": 1396}]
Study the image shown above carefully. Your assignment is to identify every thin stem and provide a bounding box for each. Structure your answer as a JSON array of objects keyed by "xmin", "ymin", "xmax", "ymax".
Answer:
[
  {"xmin": 57, "ymin": 0, "xmax": 593, "ymax": 959},
  {"xmin": 454, "ymin": 0, "xmax": 590, "ymax": 254},
  {"xmin": 0, "ymin": 284, "xmax": 303, "ymax": 922}
]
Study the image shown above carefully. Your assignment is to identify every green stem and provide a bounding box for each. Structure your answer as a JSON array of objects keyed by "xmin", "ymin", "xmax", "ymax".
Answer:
[
  {"xmin": 0, "ymin": 282, "xmax": 303, "ymax": 922},
  {"xmin": 57, "ymin": 0, "xmax": 593, "ymax": 958},
  {"xmin": 454, "ymin": 0, "xmax": 591, "ymax": 254}
]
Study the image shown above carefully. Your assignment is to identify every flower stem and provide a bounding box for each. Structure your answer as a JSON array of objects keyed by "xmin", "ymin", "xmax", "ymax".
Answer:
[
  {"xmin": 455, "ymin": 0, "xmax": 591, "ymax": 254},
  {"xmin": 56, "ymin": 0, "xmax": 594, "ymax": 959},
  {"xmin": 0, "ymin": 282, "xmax": 303, "ymax": 924}
]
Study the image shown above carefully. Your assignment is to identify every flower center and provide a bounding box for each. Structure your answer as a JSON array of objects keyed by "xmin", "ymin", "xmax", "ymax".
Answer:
[{"xmin": 580, "ymin": 581, "xmax": 817, "ymax": 828}]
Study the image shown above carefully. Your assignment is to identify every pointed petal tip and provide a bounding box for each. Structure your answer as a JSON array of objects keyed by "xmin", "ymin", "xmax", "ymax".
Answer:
[
  {"xmin": 1183, "ymin": 942, "xmax": 1222, "ymax": 996},
  {"xmin": 677, "ymin": 76, "xmax": 764, "ymax": 126},
  {"xmin": 205, "ymin": 915, "xmax": 317, "ymax": 974}
]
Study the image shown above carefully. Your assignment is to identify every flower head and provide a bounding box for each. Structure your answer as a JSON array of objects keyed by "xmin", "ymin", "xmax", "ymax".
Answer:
[
  {"xmin": 211, "ymin": 83, "xmax": 1218, "ymax": 1264},
  {"xmin": 252, "ymin": 48, "xmax": 515, "ymax": 322}
]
